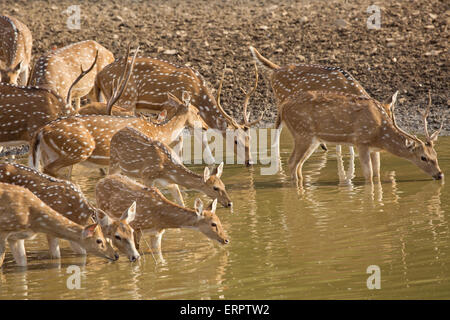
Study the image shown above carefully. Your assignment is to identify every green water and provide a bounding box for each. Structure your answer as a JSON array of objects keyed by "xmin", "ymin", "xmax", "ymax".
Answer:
[{"xmin": 0, "ymin": 132, "xmax": 449, "ymax": 299}]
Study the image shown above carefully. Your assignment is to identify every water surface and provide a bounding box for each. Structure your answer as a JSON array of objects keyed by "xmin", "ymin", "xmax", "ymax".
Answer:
[{"xmin": 1, "ymin": 132, "xmax": 449, "ymax": 299}]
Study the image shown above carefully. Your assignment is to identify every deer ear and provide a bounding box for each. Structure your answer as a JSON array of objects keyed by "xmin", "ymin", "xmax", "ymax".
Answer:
[
  {"xmin": 384, "ymin": 90, "xmax": 398, "ymax": 113},
  {"xmin": 82, "ymin": 223, "xmax": 99, "ymax": 239},
  {"xmin": 157, "ymin": 109, "xmax": 167, "ymax": 122},
  {"xmin": 215, "ymin": 162, "xmax": 224, "ymax": 178},
  {"xmin": 203, "ymin": 166, "xmax": 211, "ymax": 182},
  {"xmin": 194, "ymin": 198, "xmax": 204, "ymax": 216},
  {"xmin": 13, "ymin": 60, "xmax": 23, "ymax": 72},
  {"xmin": 182, "ymin": 91, "xmax": 191, "ymax": 106},
  {"xmin": 210, "ymin": 199, "xmax": 218, "ymax": 213},
  {"xmin": 120, "ymin": 201, "xmax": 136, "ymax": 223}
]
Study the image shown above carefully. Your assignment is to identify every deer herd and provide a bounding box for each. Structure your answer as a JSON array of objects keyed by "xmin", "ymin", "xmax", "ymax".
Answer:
[{"xmin": 0, "ymin": 15, "xmax": 444, "ymax": 268}]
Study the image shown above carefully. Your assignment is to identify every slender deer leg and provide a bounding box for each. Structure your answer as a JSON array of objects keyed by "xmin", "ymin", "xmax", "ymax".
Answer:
[
  {"xmin": 336, "ymin": 145, "xmax": 348, "ymax": 184},
  {"xmin": 47, "ymin": 234, "xmax": 61, "ymax": 259},
  {"xmin": 172, "ymin": 135, "xmax": 184, "ymax": 160},
  {"xmin": 357, "ymin": 145, "xmax": 373, "ymax": 183},
  {"xmin": 69, "ymin": 241, "xmax": 87, "ymax": 255},
  {"xmin": 0, "ymin": 234, "xmax": 7, "ymax": 267},
  {"xmin": 167, "ymin": 184, "xmax": 185, "ymax": 207},
  {"xmin": 8, "ymin": 239, "xmax": 27, "ymax": 267},
  {"xmin": 347, "ymin": 146, "xmax": 355, "ymax": 180},
  {"xmin": 149, "ymin": 230, "xmax": 165, "ymax": 252},
  {"xmin": 134, "ymin": 229, "xmax": 142, "ymax": 251},
  {"xmin": 370, "ymin": 151, "xmax": 380, "ymax": 180},
  {"xmin": 288, "ymin": 137, "xmax": 319, "ymax": 183}
]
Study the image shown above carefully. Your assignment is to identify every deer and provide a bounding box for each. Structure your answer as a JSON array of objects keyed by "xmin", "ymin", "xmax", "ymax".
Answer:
[
  {"xmin": 29, "ymin": 40, "xmax": 114, "ymax": 110},
  {"xmin": 278, "ymin": 89, "xmax": 443, "ymax": 186},
  {"xmin": 0, "ymin": 53, "xmax": 101, "ymax": 159},
  {"xmin": 0, "ymin": 163, "xmax": 140, "ymax": 261},
  {"xmin": 0, "ymin": 15, "xmax": 32, "ymax": 85},
  {"xmin": 109, "ymin": 126, "xmax": 232, "ymax": 207},
  {"xmin": 249, "ymin": 46, "xmax": 398, "ymax": 180},
  {"xmin": 95, "ymin": 174, "xmax": 229, "ymax": 256},
  {"xmin": 0, "ymin": 182, "xmax": 119, "ymax": 267},
  {"xmin": 29, "ymin": 92, "xmax": 209, "ymax": 178},
  {"xmin": 94, "ymin": 55, "xmax": 263, "ymax": 166},
  {"xmin": 78, "ymin": 45, "xmax": 138, "ymax": 117}
]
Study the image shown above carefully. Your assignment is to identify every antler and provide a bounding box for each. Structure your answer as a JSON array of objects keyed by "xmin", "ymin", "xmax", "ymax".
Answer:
[
  {"xmin": 422, "ymin": 91, "xmax": 443, "ymax": 143},
  {"xmin": 66, "ymin": 50, "xmax": 99, "ymax": 106},
  {"xmin": 216, "ymin": 65, "xmax": 242, "ymax": 128},
  {"xmin": 106, "ymin": 44, "xmax": 139, "ymax": 115},
  {"xmin": 389, "ymin": 92, "xmax": 419, "ymax": 143},
  {"xmin": 240, "ymin": 61, "xmax": 263, "ymax": 127}
]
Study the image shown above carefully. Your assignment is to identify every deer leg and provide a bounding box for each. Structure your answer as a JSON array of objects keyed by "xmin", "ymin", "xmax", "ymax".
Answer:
[
  {"xmin": 0, "ymin": 234, "xmax": 7, "ymax": 267},
  {"xmin": 167, "ymin": 184, "xmax": 185, "ymax": 207},
  {"xmin": 347, "ymin": 146, "xmax": 355, "ymax": 180},
  {"xmin": 336, "ymin": 145, "xmax": 348, "ymax": 184},
  {"xmin": 47, "ymin": 235, "xmax": 61, "ymax": 259},
  {"xmin": 149, "ymin": 230, "xmax": 165, "ymax": 252},
  {"xmin": 134, "ymin": 230, "xmax": 142, "ymax": 251},
  {"xmin": 288, "ymin": 137, "xmax": 319, "ymax": 183},
  {"xmin": 357, "ymin": 145, "xmax": 373, "ymax": 183},
  {"xmin": 370, "ymin": 151, "xmax": 380, "ymax": 180},
  {"xmin": 172, "ymin": 135, "xmax": 184, "ymax": 160},
  {"xmin": 69, "ymin": 241, "xmax": 87, "ymax": 255},
  {"xmin": 8, "ymin": 239, "xmax": 27, "ymax": 267}
]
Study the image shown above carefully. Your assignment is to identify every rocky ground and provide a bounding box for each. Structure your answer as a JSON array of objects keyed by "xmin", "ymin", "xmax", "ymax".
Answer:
[{"xmin": 1, "ymin": 0, "xmax": 448, "ymax": 134}]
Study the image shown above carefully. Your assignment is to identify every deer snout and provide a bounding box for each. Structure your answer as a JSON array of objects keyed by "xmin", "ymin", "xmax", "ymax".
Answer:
[
  {"xmin": 223, "ymin": 239, "xmax": 229, "ymax": 244},
  {"xmin": 129, "ymin": 254, "xmax": 140, "ymax": 262},
  {"xmin": 113, "ymin": 253, "xmax": 120, "ymax": 261},
  {"xmin": 433, "ymin": 172, "xmax": 444, "ymax": 180}
]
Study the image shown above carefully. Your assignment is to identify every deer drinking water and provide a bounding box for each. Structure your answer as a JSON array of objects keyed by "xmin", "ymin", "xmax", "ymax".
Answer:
[
  {"xmin": 96, "ymin": 174, "xmax": 229, "ymax": 255},
  {"xmin": 94, "ymin": 55, "xmax": 263, "ymax": 165},
  {"xmin": 279, "ymin": 90, "xmax": 443, "ymax": 185},
  {"xmin": 249, "ymin": 46, "xmax": 398, "ymax": 181},
  {"xmin": 29, "ymin": 92, "xmax": 209, "ymax": 178},
  {"xmin": 0, "ymin": 163, "xmax": 139, "ymax": 261},
  {"xmin": 109, "ymin": 126, "xmax": 232, "ymax": 207},
  {"xmin": 0, "ymin": 182, "xmax": 118, "ymax": 267}
]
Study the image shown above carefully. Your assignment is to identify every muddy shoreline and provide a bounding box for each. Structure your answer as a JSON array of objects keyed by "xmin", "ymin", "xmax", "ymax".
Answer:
[{"xmin": 1, "ymin": 0, "xmax": 448, "ymax": 134}]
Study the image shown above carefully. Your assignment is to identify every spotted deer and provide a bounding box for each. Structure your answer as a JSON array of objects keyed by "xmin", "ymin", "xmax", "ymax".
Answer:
[
  {"xmin": 29, "ymin": 40, "xmax": 114, "ymax": 110},
  {"xmin": 30, "ymin": 93, "xmax": 209, "ymax": 178},
  {"xmin": 249, "ymin": 46, "xmax": 398, "ymax": 178},
  {"xmin": 78, "ymin": 45, "xmax": 138, "ymax": 117},
  {"xmin": 0, "ymin": 15, "xmax": 32, "ymax": 85},
  {"xmin": 94, "ymin": 56, "xmax": 262, "ymax": 165},
  {"xmin": 0, "ymin": 182, "xmax": 119, "ymax": 267},
  {"xmin": 96, "ymin": 174, "xmax": 229, "ymax": 255},
  {"xmin": 279, "ymin": 90, "xmax": 443, "ymax": 185},
  {"xmin": 109, "ymin": 126, "xmax": 232, "ymax": 207},
  {"xmin": 0, "ymin": 163, "xmax": 139, "ymax": 261},
  {"xmin": 0, "ymin": 53, "xmax": 100, "ymax": 157}
]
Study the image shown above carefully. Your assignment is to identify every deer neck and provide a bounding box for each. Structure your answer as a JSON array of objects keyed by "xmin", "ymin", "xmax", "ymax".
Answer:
[
  {"xmin": 156, "ymin": 204, "xmax": 199, "ymax": 229},
  {"xmin": 375, "ymin": 122, "xmax": 419, "ymax": 159},
  {"xmin": 151, "ymin": 114, "xmax": 187, "ymax": 142},
  {"xmin": 30, "ymin": 206, "xmax": 83, "ymax": 243},
  {"xmin": 164, "ymin": 162, "xmax": 205, "ymax": 191}
]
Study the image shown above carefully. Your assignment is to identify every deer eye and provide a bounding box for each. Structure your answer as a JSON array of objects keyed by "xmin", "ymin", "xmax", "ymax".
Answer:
[
  {"xmin": 211, "ymin": 222, "xmax": 217, "ymax": 227},
  {"xmin": 421, "ymin": 156, "xmax": 428, "ymax": 162},
  {"xmin": 115, "ymin": 235, "xmax": 122, "ymax": 241},
  {"xmin": 213, "ymin": 186, "xmax": 219, "ymax": 191},
  {"xmin": 96, "ymin": 239, "xmax": 103, "ymax": 244}
]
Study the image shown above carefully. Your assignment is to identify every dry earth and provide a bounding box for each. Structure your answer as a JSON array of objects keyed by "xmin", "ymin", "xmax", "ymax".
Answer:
[{"xmin": 1, "ymin": 0, "xmax": 448, "ymax": 134}]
